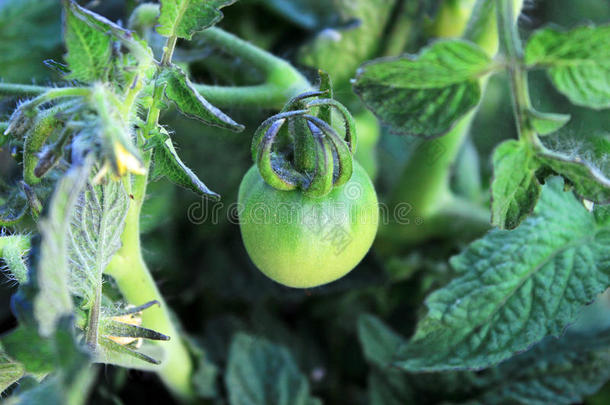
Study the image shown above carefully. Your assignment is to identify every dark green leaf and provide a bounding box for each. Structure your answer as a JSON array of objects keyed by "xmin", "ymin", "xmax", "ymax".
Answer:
[
  {"xmin": 151, "ymin": 132, "xmax": 220, "ymax": 199},
  {"xmin": 225, "ymin": 333, "xmax": 321, "ymax": 405},
  {"xmin": 491, "ymin": 140, "xmax": 541, "ymax": 229},
  {"xmin": 451, "ymin": 328, "xmax": 610, "ymax": 405},
  {"xmin": 160, "ymin": 65, "xmax": 244, "ymax": 131},
  {"xmin": 353, "ymin": 40, "xmax": 491, "ymax": 137},
  {"xmin": 526, "ymin": 108, "xmax": 571, "ymax": 136},
  {"xmin": 157, "ymin": 0, "xmax": 237, "ymax": 39},
  {"xmin": 525, "ymin": 25, "xmax": 610, "ymax": 109},
  {"xmin": 63, "ymin": 0, "xmax": 111, "ymax": 82},
  {"xmin": 395, "ymin": 177, "xmax": 610, "ymax": 371},
  {"xmin": 1, "ymin": 327, "xmax": 56, "ymax": 374},
  {"xmin": 358, "ymin": 314, "xmax": 403, "ymax": 368}
]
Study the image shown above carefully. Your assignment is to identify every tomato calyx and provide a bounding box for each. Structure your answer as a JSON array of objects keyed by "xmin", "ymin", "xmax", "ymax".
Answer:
[{"xmin": 251, "ymin": 72, "xmax": 357, "ymax": 197}]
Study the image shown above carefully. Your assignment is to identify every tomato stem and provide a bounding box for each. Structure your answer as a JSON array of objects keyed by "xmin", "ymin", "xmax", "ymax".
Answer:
[
  {"xmin": 382, "ymin": 0, "xmax": 524, "ymax": 249},
  {"xmin": 193, "ymin": 28, "xmax": 311, "ymax": 110}
]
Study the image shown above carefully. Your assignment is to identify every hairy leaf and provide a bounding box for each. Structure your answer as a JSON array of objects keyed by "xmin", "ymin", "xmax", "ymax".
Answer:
[
  {"xmin": 159, "ymin": 65, "xmax": 244, "ymax": 131},
  {"xmin": 33, "ymin": 159, "xmax": 93, "ymax": 336},
  {"xmin": 157, "ymin": 0, "xmax": 237, "ymax": 39},
  {"xmin": 63, "ymin": 0, "xmax": 111, "ymax": 82},
  {"xmin": 68, "ymin": 179, "xmax": 128, "ymax": 306},
  {"xmin": 491, "ymin": 140, "xmax": 541, "ymax": 229},
  {"xmin": 525, "ymin": 25, "xmax": 610, "ymax": 109},
  {"xmin": 538, "ymin": 149, "xmax": 610, "ymax": 203},
  {"xmin": 353, "ymin": 40, "xmax": 491, "ymax": 137},
  {"xmin": 395, "ymin": 177, "xmax": 610, "ymax": 371},
  {"xmin": 151, "ymin": 133, "xmax": 220, "ymax": 199},
  {"xmin": 225, "ymin": 333, "xmax": 321, "ymax": 405}
]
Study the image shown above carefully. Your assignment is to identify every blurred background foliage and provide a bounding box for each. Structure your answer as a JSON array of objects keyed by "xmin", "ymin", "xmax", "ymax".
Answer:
[{"xmin": 1, "ymin": 0, "xmax": 609, "ymax": 403}]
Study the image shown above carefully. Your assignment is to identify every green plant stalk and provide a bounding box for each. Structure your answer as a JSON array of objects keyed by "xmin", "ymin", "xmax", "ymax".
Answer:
[
  {"xmin": 0, "ymin": 83, "xmax": 49, "ymax": 98},
  {"xmin": 382, "ymin": 0, "xmax": 524, "ymax": 247},
  {"xmin": 193, "ymin": 28, "xmax": 311, "ymax": 109},
  {"xmin": 106, "ymin": 34, "xmax": 196, "ymax": 399},
  {"xmin": 496, "ymin": 0, "xmax": 542, "ymax": 150},
  {"xmin": 106, "ymin": 151, "xmax": 194, "ymax": 399}
]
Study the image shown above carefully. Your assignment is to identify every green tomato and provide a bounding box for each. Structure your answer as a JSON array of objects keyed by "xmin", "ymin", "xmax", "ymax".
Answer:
[{"xmin": 238, "ymin": 161, "xmax": 379, "ymax": 288}]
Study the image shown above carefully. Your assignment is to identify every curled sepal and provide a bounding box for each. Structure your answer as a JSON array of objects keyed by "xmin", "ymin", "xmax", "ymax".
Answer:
[
  {"xmin": 256, "ymin": 120, "xmax": 300, "ymax": 191},
  {"xmin": 303, "ymin": 124, "xmax": 334, "ymax": 197},
  {"xmin": 305, "ymin": 115, "xmax": 353, "ymax": 188},
  {"xmin": 251, "ymin": 110, "xmax": 308, "ymax": 161},
  {"xmin": 305, "ymin": 98, "xmax": 357, "ymax": 153}
]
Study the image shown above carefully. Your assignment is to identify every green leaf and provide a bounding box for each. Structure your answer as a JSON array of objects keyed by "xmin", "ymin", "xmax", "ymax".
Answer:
[
  {"xmin": 151, "ymin": 132, "xmax": 220, "ymax": 199},
  {"xmin": 0, "ymin": 352, "xmax": 24, "ymax": 394},
  {"xmin": 526, "ymin": 108, "xmax": 571, "ymax": 136},
  {"xmin": 524, "ymin": 25, "xmax": 610, "ymax": 109},
  {"xmin": 67, "ymin": 179, "xmax": 128, "ymax": 307},
  {"xmin": 159, "ymin": 65, "xmax": 244, "ymax": 131},
  {"xmin": 63, "ymin": 0, "xmax": 111, "ymax": 82},
  {"xmin": 491, "ymin": 140, "xmax": 541, "ymax": 229},
  {"xmin": 157, "ymin": 0, "xmax": 237, "ymax": 39},
  {"xmin": 353, "ymin": 40, "xmax": 492, "ymax": 137},
  {"xmin": 538, "ymin": 149, "xmax": 610, "ymax": 203},
  {"xmin": 451, "ymin": 328, "xmax": 610, "ymax": 405},
  {"xmin": 33, "ymin": 159, "xmax": 93, "ymax": 336},
  {"xmin": 1, "ymin": 327, "xmax": 56, "ymax": 374},
  {"xmin": 358, "ymin": 314, "xmax": 404, "ymax": 368},
  {"xmin": 359, "ymin": 315, "xmax": 610, "ymax": 405},
  {"xmin": 0, "ymin": 0, "xmax": 62, "ymax": 83},
  {"xmin": 394, "ymin": 177, "xmax": 610, "ymax": 371},
  {"xmin": 298, "ymin": 0, "xmax": 396, "ymax": 86},
  {"xmin": 225, "ymin": 333, "xmax": 321, "ymax": 405}
]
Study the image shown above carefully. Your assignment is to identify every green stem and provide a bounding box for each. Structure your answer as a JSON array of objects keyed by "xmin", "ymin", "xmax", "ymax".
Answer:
[
  {"xmin": 106, "ymin": 151, "xmax": 194, "ymax": 399},
  {"xmin": 382, "ymin": 0, "xmax": 524, "ymax": 249},
  {"xmin": 496, "ymin": 0, "xmax": 540, "ymax": 148},
  {"xmin": 0, "ymin": 83, "xmax": 49, "ymax": 97},
  {"xmin": 193, "ymin": 28, "xmax": 311, "ymax": 109},
  {"xmin": 106, "ymin": 35, "xmax": 195, "ymax": 399}
]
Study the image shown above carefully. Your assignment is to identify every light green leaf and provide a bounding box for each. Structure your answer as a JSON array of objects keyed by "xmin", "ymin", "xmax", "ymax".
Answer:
[
  {"xmin": 525, "ymin": 25, "xmax": 610, "ymax": 109},
  {"xmin": 395, "ymin": 177, "xmax": 610, "ymax": 371},
  {"xmin": 0, "ymin": 353, "xmax": 24, "ymax": 394},
  {"xmin": 526, "ymin": 108, "xmax": 571, "ymax": 136},
  {"xmin": 63, "ymin": 0, "xmax": 111, "ymax": 82},
  {"xmin": 0, "ymin": 234, "xmax": 30, "ymax": 284},
  {"xmin": 225, "ymin": 333, "xmax": 321, "ymax": 405},
  {"xmin": 159, "ymin": 65, "xmax": 244, "ymax": 131},
  {"xmin": 34, "ymin": 159, "xmax": 93, "ymax": 336},
  {"xmin": 538, "ymin": 149, "xmax": 610, "ymax": 203},
  {"xmin": 68, "ymin": 179, "xmax": 128, "ymax": 306},
  {"xmin": 353, "ymin": 40, "xmax": 492, "ymax": 137},
  {"xmin": 151, "ymin": 132, "xmax": 220, "ymax": 199},
  {"xmin": 491, "ymin": 140, "xmax": 541, "ymax": 229},
  {"xmin": 157, "ymin": 0, "xmax": 237, "ymax": 39}
]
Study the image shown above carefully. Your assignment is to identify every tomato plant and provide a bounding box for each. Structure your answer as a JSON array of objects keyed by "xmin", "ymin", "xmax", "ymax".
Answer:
[{"xmin": 0, "ymin": 0, "xmax": 609, "ymax": 404}]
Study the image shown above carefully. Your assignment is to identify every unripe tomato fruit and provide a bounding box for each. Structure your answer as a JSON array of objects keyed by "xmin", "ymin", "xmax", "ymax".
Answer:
[{"xmin": 238, "ymin": 161, "xmax": 379, "ymax": 288}]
